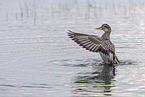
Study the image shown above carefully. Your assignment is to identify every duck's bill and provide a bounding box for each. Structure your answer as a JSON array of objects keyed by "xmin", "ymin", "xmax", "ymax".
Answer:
[{"xmin": 95, "ymin": 27, "xmax": 102, "ymax": 30}]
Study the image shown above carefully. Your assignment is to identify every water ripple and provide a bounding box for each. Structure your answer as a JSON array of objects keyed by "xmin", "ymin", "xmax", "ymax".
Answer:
[
  {"xmin": 116, "ymin": 60, "xmax": 139, "ymax": 66},
  {"xmin": 49, "ymin": 58, "xmax": 102, "ymax": 67},
  {"xmin": 0, "ymin": 84, "xmax": 52, "ymax": 89}
]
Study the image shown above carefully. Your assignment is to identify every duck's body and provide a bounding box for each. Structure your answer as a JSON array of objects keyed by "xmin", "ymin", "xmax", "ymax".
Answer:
[{"xmin": 68, "ymin": 24, "xmax": 120, "ymax": 64}]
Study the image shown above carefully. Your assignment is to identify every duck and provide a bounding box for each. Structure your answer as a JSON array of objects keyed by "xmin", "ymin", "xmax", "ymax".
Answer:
[{"xmin": 67, "ymin": 24, "xmax": 120, "ymax": 64}]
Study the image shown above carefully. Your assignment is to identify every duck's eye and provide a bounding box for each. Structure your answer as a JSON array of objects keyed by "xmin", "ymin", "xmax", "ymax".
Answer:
[{"xmin": 104, "ymin": 26, "xmax": 108, "ymax": 28}]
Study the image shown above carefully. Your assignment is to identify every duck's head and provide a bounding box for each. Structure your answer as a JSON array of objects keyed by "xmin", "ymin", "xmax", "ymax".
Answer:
[{"xmin": 95, "ymin": 24, "xmax": 111, "ymax": 32}]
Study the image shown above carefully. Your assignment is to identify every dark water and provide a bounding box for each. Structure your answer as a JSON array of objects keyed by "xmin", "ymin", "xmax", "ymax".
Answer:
[{"xmin": 0, "ymin": 0, "xmax": 145, "ymax": 96}]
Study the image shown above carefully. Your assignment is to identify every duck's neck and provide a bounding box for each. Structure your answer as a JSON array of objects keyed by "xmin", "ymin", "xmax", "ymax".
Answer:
[{"xmin": 101, "ymin": 31, "xmax": 111, "ymax": 40}]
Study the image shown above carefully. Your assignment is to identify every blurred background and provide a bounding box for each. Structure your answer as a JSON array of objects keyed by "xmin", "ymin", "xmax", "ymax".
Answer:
[{"xmin": 0, "ymin": 0, "xmax": 145, "ymax": 96}]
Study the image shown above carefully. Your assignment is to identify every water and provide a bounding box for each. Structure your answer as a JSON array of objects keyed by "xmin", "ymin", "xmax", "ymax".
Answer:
[{"xmin": 0, "ymin": 0, "xmax": 145, "ymax": 96}]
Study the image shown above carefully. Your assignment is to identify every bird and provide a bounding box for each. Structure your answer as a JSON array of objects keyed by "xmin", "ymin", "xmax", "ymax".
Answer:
[{"xmin": 67, "ymin": 24, "xmax": 120, "ymax": 64}]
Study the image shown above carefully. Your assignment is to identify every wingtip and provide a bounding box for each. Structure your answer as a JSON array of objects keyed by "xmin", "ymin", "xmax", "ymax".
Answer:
[
  {"xmin": 68, "ymin": 30, "xmax": 74, "ymax": 33},
  {"xmin": 67, "ymin": 30, "xmax": 72, "ymax": 34},
  {"xmin": 68, "ymin": 30, "xmax": 71, "ymax": 32}
]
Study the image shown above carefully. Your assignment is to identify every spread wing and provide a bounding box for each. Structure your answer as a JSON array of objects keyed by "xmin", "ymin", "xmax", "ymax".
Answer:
[{"xmin": 67, "ymin": 30, "xmax": 115, "ymax": 55}]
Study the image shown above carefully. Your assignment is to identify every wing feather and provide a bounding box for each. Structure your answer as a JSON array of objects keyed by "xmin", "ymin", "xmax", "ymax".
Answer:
[{"xmin": 67, "ymin": 30, "xmax": 113, "ymax": 55}]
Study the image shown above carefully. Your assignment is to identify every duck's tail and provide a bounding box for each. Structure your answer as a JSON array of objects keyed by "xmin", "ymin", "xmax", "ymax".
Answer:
[{"xmin": 113, "ymin": 56, "xmax": 120, "ymax": 64}]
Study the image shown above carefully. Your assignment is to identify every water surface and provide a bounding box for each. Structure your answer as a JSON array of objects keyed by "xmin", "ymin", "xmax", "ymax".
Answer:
[{"xmin": 0, "ymin": 0, "xmax": 145, "ymax": 97}]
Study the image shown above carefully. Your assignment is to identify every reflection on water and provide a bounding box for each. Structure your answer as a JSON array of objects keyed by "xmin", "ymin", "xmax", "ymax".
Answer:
[
  {"xmin": 2, "ymin": 0, "xmax": 145, "ymax": 24},
  {"xmin": 73, "ymin": 63, "xmax": 116, "ymax": 96}
]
